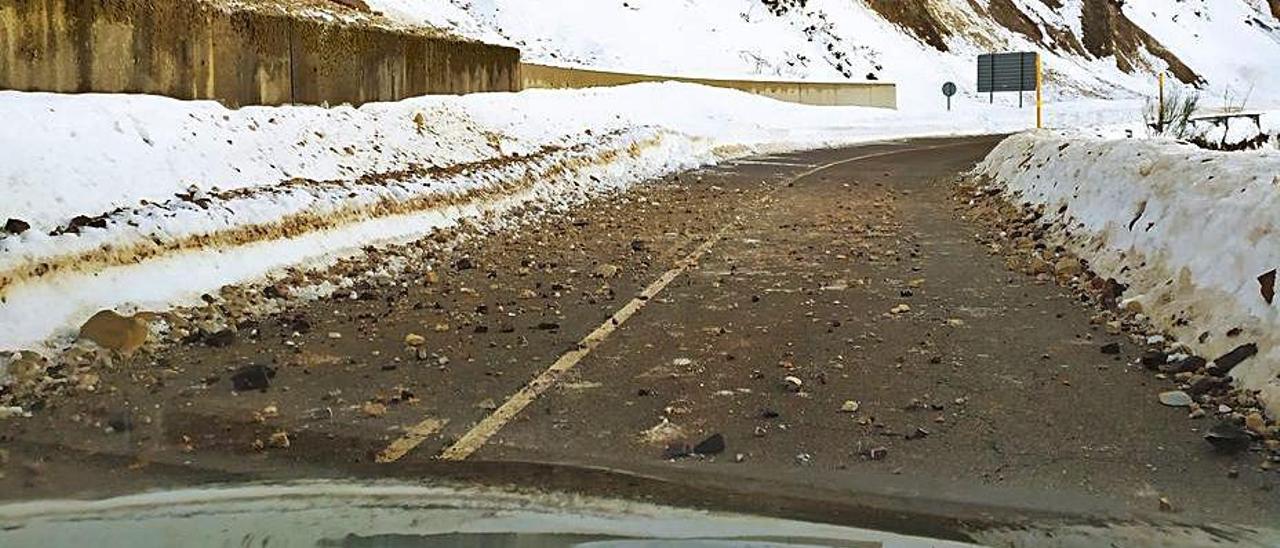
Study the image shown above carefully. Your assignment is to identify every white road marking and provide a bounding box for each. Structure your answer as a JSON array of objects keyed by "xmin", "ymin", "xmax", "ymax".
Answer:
[
  {"xmin": 438, "ymin": 235, "xmax": 724, "ymax": 461},
  {"xmin": 428, "ymin": 141, "xmax": 972, "ymax": 462},
  {"xmin": 376, "ymin": 417, "xmax": 448, "ymax": 463},
  {"xmin": 729, "ymin": 160, "xmax": 817, "ymax": 167}
]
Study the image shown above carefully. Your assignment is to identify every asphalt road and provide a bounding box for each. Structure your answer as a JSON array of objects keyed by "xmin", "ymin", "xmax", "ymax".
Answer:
[{"xmin": 2, "ymin": 136, "xmax": 1277, "ymax": 540}]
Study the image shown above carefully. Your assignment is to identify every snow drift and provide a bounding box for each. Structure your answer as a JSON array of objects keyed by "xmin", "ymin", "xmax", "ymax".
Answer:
[{"xmin": 974, "ymin": 131, "xmax": 1280, "ymax": 411}]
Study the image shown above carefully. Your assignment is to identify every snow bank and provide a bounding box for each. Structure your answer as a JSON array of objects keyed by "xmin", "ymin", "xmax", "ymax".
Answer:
[{"xmin": 975, "ymin": 132, "xmax": 1280, "ymax": 411}]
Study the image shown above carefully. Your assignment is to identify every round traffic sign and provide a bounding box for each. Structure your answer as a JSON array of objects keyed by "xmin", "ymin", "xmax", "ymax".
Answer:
[{"xmin": 942, "ymin": 82, "xmax": 957, "ymax": 97}]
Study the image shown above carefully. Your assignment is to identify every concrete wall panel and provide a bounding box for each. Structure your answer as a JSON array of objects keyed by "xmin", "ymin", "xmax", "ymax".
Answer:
[{"xmin": 0, "ymin": 0, "xmax": 520, "ymax": 107}]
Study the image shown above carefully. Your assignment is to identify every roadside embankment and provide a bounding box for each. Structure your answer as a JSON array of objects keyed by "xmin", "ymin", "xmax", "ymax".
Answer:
[{"xmin": 973, "ymin": 132, "xmax": 1280, "ymax": 413}]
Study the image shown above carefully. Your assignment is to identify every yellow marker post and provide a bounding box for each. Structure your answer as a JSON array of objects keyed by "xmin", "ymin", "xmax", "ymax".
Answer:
[
  {"xmin": 1035, "ymin": 53, "xmax": 1043, "ymax": 129},
  {"xmin": 1158, "ymin": 73, "xmax": 1166, "ymax": 133}
]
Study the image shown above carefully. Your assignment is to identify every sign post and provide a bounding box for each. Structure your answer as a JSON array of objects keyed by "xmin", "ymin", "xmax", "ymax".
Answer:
[
  {"xmin": 977, "ymin": 52, "xmax": 1042, "ymax": 127},
  {"xmin": 942, "ymin": 82, "xmax": 956, "ymax": 111}
]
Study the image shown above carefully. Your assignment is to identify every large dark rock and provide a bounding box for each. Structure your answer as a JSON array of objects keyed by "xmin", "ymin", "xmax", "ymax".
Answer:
[{"xmin": 1208, "ymin": 343, "xmax": 1258, "ymax": 376}]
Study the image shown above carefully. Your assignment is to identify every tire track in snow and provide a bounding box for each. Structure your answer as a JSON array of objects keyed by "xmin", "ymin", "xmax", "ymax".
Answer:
[{"xmin": 0, "ymin": 131, "xmax": 667, "ymax": 302}]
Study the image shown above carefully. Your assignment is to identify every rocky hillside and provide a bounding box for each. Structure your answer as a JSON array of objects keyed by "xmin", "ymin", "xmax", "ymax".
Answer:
[{"xmin": 358, "ymin": 0, "xmax": 1280, "ymax": 109}]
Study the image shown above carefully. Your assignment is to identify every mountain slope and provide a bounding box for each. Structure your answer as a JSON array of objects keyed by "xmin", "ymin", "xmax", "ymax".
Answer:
[{"xmin": 364, "ymin": 0, "xmax": 1280, "ymax": 110}]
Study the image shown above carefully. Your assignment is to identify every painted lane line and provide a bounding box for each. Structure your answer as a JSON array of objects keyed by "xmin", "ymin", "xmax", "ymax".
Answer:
[
  {"xmin": 729, "ymin": 160, "xmax": 818, "ymax": 167},
  {"xmin": 376, "ymin": 417, "xmax": 449, "ymax": 463},
  {"xmin": 437, "ymin": 235, "xmax": 725, "ymax": 461},
  {"xmin": 431, "ymin": 141, "xmax": 965, "ymax": 462}
]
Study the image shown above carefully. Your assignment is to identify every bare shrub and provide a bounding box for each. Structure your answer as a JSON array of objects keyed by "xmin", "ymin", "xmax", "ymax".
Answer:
[{"xmin": 1145, "ymin": 86, "xmax": 1199, "ymax": 139}]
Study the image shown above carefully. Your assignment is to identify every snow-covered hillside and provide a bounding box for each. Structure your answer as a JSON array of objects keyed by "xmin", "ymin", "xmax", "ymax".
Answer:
[{"xmin": 368, "ymin": 0, "xmax": 1280, "ymax": 110}]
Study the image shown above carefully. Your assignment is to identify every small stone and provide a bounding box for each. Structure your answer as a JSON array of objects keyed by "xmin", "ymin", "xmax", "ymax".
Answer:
[
  {"xmin": 1054, "ymin": 257, "xmax": 1083, "ymax": 277},
  {"xmin": 404, "ymin": 333, "xmax": 426, "ymax": 347},
  {"xmin": 1100, "ymin": 342, "xmax": 1121, "ymax": 355},
  {"xmin": 1188, "ymin": 375, "xmax": 1228, "ymax": 397},
  {"xmin": 1123, "ymin": 299, "xmax": 1144, "ymax": 315},
  {"xmin": 1140, "ymin": 351, "xmax": 1168, "ymax": 370},
  {"xmin": 268, "ymin": 431, "xmax": 290, "ymax": 448},
  {"xmin": 476, "ymin": 398, "xmax": 498, "ymax": 411},
  {"xmin": 1158, "ymin": 497, "xmax": 1174, "ymax": 512},
  {"xmin": 1260, "ymin": 269, "xmax": 1276, "ymax": 305},
  {"xmin": 782, "ymin": 376, "xmax": 803, "ymax": 392},
  {"xmin": 0, "ymin": 406, "xmax": 29, "ymax": 419},
  {"xmin": 866, "ymin": 446, "xmax": 888, "ymax": 460},
  {"xmin": 518, "ymin": 289, "xmax": 538, "ymax": 299},
  {"xmin": 327, "ymin": 331, "xmax": 342, "ymax": 339},
  {"xmin": 1163, "ymin": 355, "xmax": 1206, "ymax": 374},
  {"xmin": 1158, "ymin": 390, "xmax": 1193, "ymax": 407},
  {"xmin": 890, "ymin": 304, "xmax": 911, "ymax": 314},
  {"xmin": 839, "ymin": 400, "xmax": 861, "ymax": 413},
  {"xmin": 593, "ymin": 263, "xmax": 622, "ymax": 278},
  {"xmin": 361, "ymin": 401, "xmax": 388, "ymax": 417},
  {"xmin": 424, "ymin": 271, "xmax": 440, "ymax": 284},
  {"xmin": 1246, "ymin": 412, "xmax": 1267, "ymax": 435},
  {"xmin": 73, "ymin": 371, "xmax": 100, "ymax": 393}
]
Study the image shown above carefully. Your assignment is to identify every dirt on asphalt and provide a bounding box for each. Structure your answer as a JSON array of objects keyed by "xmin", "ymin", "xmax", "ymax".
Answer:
[{"xmin": 1, "ymin": 136, "xmax": 1277, "ymax": 534}]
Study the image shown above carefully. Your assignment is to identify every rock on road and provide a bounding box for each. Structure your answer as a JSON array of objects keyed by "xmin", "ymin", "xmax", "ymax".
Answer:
[{"xmin": 2, "ymin": 136, "xmax": 1277, "ymax": 533}]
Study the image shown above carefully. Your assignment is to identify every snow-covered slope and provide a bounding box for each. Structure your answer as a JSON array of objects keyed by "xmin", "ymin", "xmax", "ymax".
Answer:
[
  {"xmin": 366, "ymin": 0, "xmax": 1280, "ymax": 110},
  {"xmin": 1122, "ymin": 0, "xmax": 1280, "ymax": 108}
]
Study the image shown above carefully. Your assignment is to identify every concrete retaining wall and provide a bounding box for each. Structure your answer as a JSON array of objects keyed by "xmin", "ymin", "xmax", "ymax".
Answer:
[
  {"xmin": 521, "ymin": 63, "xmax": 897, "ymax": 109},
  {"xmin": 0, "ymin": 0, "xmax": 520, "ymax": 106}
]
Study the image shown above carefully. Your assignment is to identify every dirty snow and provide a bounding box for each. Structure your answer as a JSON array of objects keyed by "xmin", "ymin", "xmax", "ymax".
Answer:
[{"xmin": 975, "ymin": 132, "xmax": 1280, "ymax": 412}]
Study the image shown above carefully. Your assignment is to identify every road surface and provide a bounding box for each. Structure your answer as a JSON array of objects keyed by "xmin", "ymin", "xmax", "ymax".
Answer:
[{"xmin": 2, "ymin": 136, "xmax": 1277, "ymax": 538}]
